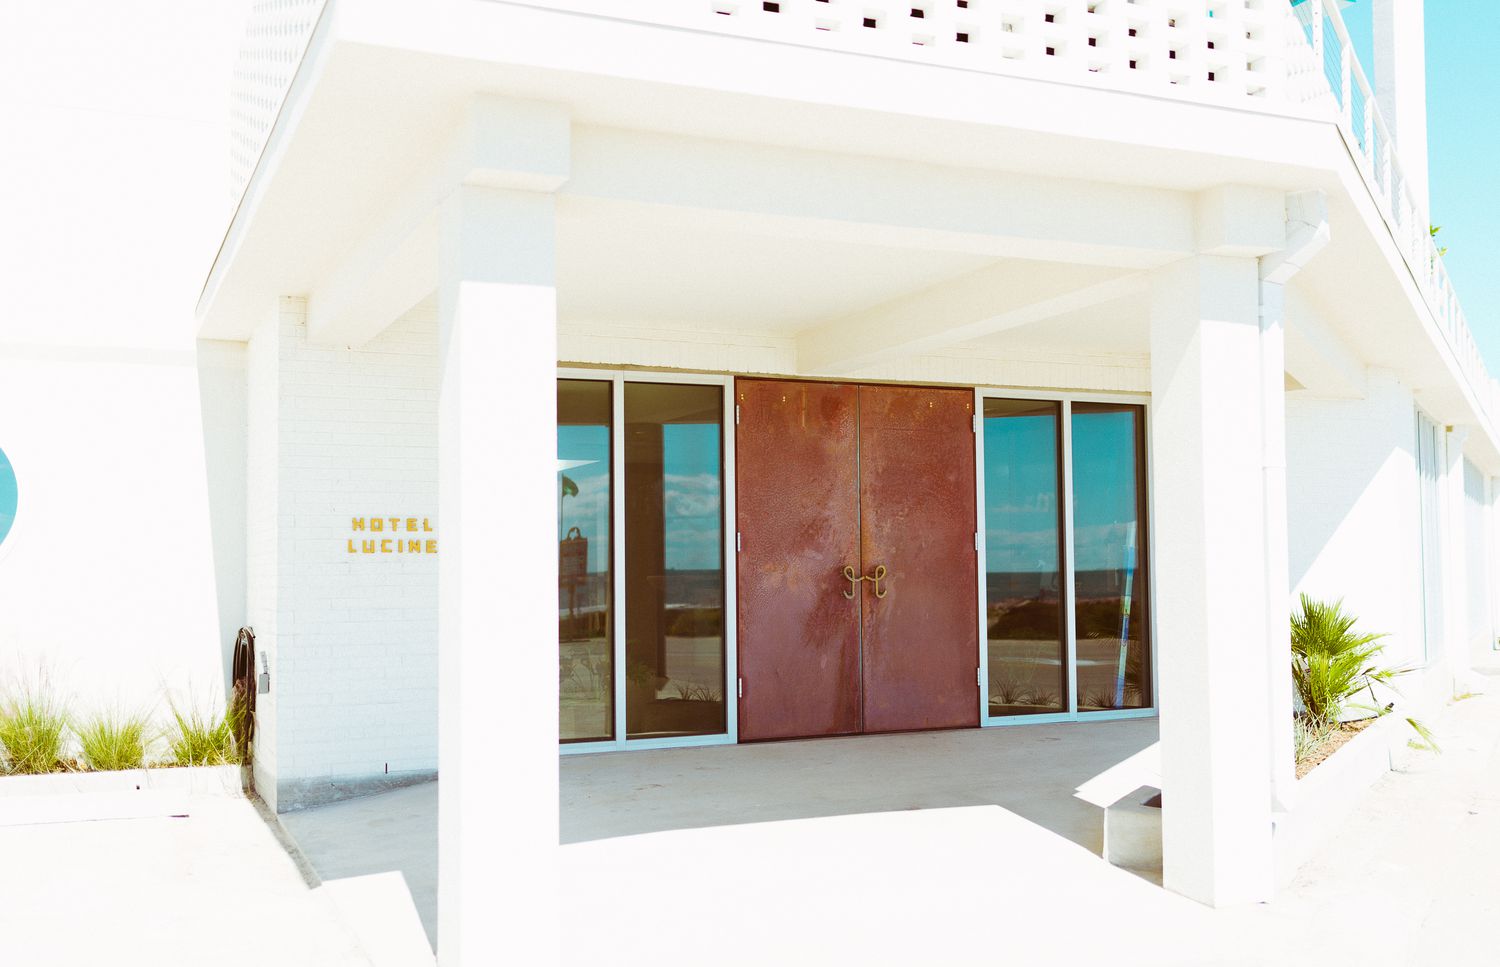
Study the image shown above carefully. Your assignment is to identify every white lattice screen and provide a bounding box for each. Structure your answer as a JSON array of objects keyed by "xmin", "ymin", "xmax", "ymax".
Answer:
[{"xmin": 228, "ymin": 0, "xmax": 326, "ymax": 201}]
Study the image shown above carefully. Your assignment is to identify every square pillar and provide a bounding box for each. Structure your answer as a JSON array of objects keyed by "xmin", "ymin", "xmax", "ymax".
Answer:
[
  {"xmin": 1442, "ymin": 426, "xmax": 1472, "ymax": 692},
  {"xmin": 1150, "ymin": 255, "xmax": 1275, "ymax": 906},
  {"xmin": 437, "ymin": 185, "xmax": 559, "ymax": 964},
  {"xmin": 1258, "ymin": 280, "xmax": 1296, "ymax": 812},
  {"xmin": 1372, "ymin": 0, "xmax": 1429, "ymax": 211}
]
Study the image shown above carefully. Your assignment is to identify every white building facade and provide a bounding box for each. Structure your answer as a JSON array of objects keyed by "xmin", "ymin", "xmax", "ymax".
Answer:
[{"xmin": 4, "ymin": 0, "xmax": 1499, "ymax": 962}]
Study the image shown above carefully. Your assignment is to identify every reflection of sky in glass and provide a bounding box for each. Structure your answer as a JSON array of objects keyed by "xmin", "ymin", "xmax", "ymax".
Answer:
[
  {"xmin": 0, "ymin": 447, "xmax": 15, "ymax": 549},
  {"xmin": 558, "ymin": 425, "xmax": 610, "ymax": 573},
  {"xmin": 984, "ymin": 414, "xmax": 1058, "ymax": 574},
  {"xmin": 1071, "ymin": 409, "xmax": 1139, "ymax": 572},
  {"xmin": 662, "ymin": 423, "xmax": 721, "ymax": 571}
]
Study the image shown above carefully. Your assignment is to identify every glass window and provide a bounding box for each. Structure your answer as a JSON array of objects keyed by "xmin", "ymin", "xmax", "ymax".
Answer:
[
  {"xmin": 623, "ymin": 383, "xmax": 727, "ymax": 739},
  {"xmin": 557, "ymin": 381, "xmax": 613, "ymax": 742},
  {"xmin": 983, "ymin": 399, "xmax": 1066, "ymax": 716},
  {"xmin": 1071, "ymin": 403, "xmax": 1150, "ymax": 711}
]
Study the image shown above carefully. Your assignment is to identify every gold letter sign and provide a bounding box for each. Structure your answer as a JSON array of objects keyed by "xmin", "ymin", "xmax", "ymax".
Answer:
[{"xmin": 348, "ymin": 517, "xmax": 437, "ymax": 555}]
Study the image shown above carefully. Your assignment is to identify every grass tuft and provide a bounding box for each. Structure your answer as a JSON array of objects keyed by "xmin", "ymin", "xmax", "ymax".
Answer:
[
  {"xmin": 1405, "ymin": 716, "xmax": 1441, "ymax": 753},
  {"xmin": 77, "ymin": 710, "xmax": 150, "ymax": 771},
  {"xmin": 167, "ymin": 698, "xmax": 242, "ymax": 767},
  {"xmin": 1293, "ymin": 716, "xmax": 1335, "ymax": 769},
  {"xmin": 0, "ymin": 683, "xmax": 70, "ymax": 775}
]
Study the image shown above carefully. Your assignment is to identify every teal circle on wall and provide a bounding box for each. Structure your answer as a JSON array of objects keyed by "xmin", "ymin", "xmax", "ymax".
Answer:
[{"xmin": 0, "ymin": 447, "xmax": 15, "ymax": 549}]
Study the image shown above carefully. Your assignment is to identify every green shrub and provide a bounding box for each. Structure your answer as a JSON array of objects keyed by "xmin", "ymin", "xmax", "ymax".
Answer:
[
  {"xmin": 0, "ymin": 683, "xmax": 70, "ymax": 775},
  {"xmin": 1291, "ymin": 594, "xmax": 1404, "ymax": 727},
  {"xmin": 77, "ymin": 711, "xmax": 149, "ymax": 771},
  {"xmin": 167, "ymin": 699, "xmax": 241, "ymax": 767}
]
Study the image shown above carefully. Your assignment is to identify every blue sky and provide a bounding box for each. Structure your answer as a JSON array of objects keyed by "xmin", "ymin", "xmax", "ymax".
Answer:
[{"xmin": 1342, "ymin": 3, "xmax": 1500, "ymax": 371}]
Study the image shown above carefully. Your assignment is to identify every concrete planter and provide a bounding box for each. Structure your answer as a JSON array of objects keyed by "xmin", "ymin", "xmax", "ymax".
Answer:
[
  {"xmin": 1104, "ymin": 784, "xmax": 1163, "ymax": 875},
  {"xmin": 0, "ymin": 765, "xmax": 245, "ymax": 826},
  {"xmin": 1104, "ymin": 715, "xmax": 1410, "ymax": 886},
  {"xmin": 1272, "ymin": 713, "xmax": 1405, "ymax": 886}
]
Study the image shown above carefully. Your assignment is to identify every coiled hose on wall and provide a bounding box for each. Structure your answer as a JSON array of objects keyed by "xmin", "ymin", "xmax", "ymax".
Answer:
[{"xmin": 231, "ymin": 627, "xmax": 256, "ymax": 765}]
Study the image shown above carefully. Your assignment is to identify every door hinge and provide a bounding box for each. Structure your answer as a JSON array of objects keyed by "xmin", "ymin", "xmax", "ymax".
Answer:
[
  {"xmin": 735, "ymin": 404, "xmax": 741, "ymax": 425},
  {"xmin": 738, "ymin": 677, "xmax": 744, "ymax": 698},
  {"xmin": 736, "ymin": 532, "xmax": 742, "ymax": 553},
  {"xmin": 974, "ymin": 531, "xmax": 981, "ymax": 551},
  {"xmin": 972, "ymin": 414, "xmax": 980, "ymax": 433},
  {"xmin": 976, "ymin": 667, "xmax": 982, "ymax": 687}
]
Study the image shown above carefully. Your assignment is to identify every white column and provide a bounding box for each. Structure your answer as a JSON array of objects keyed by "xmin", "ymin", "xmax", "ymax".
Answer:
[
  {"xmin": 437, "ymin": 185, "xmax": 559, "ymax": 964},
  {"xmin": 1372, "ymin": 0, "xmax": 1429, "ymax": 210},
  {"xmin": 1441, "ymin": 426, "xmax": 1471, "ymax": 693},
  {"xmin": 1150, "ymin": 255, "xmax": 1275, "ymax": 907},
  {"xmin": 1258, "ymin": 280, "xmax": 1296, "ymax": 812}
]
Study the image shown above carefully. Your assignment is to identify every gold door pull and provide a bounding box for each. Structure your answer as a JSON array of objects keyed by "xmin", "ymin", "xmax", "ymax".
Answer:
[{"xmin": 843, "ymin": 564, "xmax": 889, "ymax": 598}]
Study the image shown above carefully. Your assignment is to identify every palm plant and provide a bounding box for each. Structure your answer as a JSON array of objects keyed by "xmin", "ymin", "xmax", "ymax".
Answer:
[{"xmin": 1290, "ymin": 594, "xmax": 1407, "ymax": 727}]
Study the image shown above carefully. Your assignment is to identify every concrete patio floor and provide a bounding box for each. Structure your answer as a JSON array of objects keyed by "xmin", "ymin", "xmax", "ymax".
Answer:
[
  {"xmin": 281, "ymin": 694, "xmax": 1500, "ymax": 965},
  {"xmin": 0, "ymin": 794, "xmax": 376, "ymax": 967}
]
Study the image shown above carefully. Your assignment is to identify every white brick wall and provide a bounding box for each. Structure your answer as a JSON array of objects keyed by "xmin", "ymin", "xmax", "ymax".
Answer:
[
  {"xmin": 248, "ymin": 298, "xmax": 438, "ymax": 809},
  {"xmin": 1286, "ymin": 372, "xmax": 1430, "ymax": 681}
]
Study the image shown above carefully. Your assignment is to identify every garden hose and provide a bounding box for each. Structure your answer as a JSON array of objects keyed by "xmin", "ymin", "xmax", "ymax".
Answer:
[{"xmin": 231, "ymin": 627, "xmax": 256, "ymax": 765}]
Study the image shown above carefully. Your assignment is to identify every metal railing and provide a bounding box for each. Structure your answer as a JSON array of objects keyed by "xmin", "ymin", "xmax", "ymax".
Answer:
[{"xmin": 1290, "ymin": 0, "xmax": 1498, "ymax": 425}]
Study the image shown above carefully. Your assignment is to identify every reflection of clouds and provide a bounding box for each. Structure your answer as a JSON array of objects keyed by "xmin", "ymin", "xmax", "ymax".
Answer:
[
  {"xmin": 666, "ymin": 520, "xmax": 722, "ymax": 570},
  {"xmin": 987, "ymin": 525, "xmax": 1061, "ymax": 572},
  {"xmin": 665, "ymin": 473, "xmax": 721, "ymax": 519},
  {"xmin": 1073, "ymin": 521, "xmax": 1139, "ymax": 571},
  {"xmin": 987, "ymin": 493, "xmax": 1056, "ymax": 514}
]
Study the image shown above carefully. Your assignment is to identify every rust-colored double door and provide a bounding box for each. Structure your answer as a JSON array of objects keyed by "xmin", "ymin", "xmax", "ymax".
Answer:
[{"xmin": 736, "ymin": 379, "xmax": 979, "ymax": 741}]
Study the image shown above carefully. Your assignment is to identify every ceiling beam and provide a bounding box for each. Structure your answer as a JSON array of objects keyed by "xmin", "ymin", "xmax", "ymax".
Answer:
[
  {"xmin": 797, "ymin": 261, "xmax": 1146, "ymax": 375},
  {"xmin": 564, "ymin": 127, "xmax": 1197, "ymax": 270},
  {"xmin": 306, "ymin": 96, "xmax": 569, "ymax": 348}
]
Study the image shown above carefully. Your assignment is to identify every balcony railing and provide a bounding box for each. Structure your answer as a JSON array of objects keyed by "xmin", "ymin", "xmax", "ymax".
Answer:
[
  {"xmin": 1289, "ymin": 0, "xmax": 1497, "ymax": 426},
  {"xmin": 226, "ymin": 0, "xmax": 1497, "ymax": 429}
]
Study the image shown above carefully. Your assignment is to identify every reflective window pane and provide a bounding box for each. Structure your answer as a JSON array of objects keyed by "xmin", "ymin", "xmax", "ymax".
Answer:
[
  {"xmin": 557, "ymin": 380, "xmax": 613, "ymax": 742},
  {"xmin": 624, "ymin": 383, "xmax": 727, "ymax": 738},
  {"xmin": 1071, "ymin": 403, "xmax": 1151, "ymax": 711},
  {"xmin": 983, "ymin": 399, "xmax": 1066, "ymax": 716}
]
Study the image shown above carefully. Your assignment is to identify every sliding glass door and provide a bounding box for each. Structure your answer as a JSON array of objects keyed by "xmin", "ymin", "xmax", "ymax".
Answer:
[
  {"xmin": 979, "ymin": 393, "xmax": 1153, "ymax": 724},
  {"xmin": 558, "ymin": 372, "xmax": 736, "ymax": 753},
  {"xmin": 1071, "ymin": 403, "xmax": 1151, "ymax": 712},
  {"xmin": 623, "ymin": 383, "xmax": 727, "ymax": 739},
  {"xmin": 558, "ymin": 380, "xmax": 613, "ymax": 743},
  {"xmin": 982, "ymin": 399, "xmax": 1067, "ymax": 717}
]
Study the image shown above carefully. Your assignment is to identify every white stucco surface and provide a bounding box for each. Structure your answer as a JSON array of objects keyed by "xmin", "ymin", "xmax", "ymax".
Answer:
[{"xmin": 0, "ymin": 1, "xmax": 254, "ymax": 724}]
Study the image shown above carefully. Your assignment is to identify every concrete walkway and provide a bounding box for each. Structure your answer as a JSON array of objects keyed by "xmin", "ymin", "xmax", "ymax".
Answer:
[
  {"xmin": 283, "ymin": 687, "xmax": 1500, "ymax": 964},
  {"xmin": 0, "ymin": 794, "xmax": 374, "ymax": 967}
]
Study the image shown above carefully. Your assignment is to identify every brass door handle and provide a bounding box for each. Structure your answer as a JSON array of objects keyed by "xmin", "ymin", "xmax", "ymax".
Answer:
[{"xmin": 841, "ymin": 564, "xmax": 888, "ymax": 599}]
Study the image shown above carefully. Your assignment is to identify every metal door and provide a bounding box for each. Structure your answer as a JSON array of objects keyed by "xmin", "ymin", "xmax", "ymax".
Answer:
[
  {"xmin": 735, "ymin": 379, "xmax": 978, "ymax": 739},
  {"xmin": 857, "ymin": 385, "xmax": 980, "ymax": 733},
  {"xmin": 735, "ymin": 379, "xmax": 862, "ymax": 740}
]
